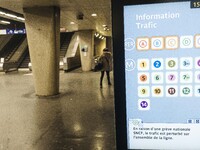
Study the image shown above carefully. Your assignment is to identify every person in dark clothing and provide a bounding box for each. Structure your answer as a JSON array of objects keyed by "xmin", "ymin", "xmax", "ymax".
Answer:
[{"xmin": 99, "ymin": 48, "xmax": 112, "ymax": 88}]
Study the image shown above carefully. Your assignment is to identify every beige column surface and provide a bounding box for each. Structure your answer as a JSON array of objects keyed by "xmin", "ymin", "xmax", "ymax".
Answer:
[
  {"xmin": 78, "ymin": 30, "xmax": 94, "ymax": 71},
  {"xmin": 24, "ymin": 7, "xmax": 60, "ymax": 96}
]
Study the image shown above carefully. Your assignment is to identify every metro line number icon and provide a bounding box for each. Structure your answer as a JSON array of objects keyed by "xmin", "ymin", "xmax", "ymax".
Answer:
[
  {"xmin": 140, "ymin": 101, "xmax": 148, "ymax": 108},
  {"xmin": 168, "ymin": 87, "xmax": 176, "ymax": 95},
  {"xmin": 138, "ymin": 99, "xmax": 150, "ymax": 110},
  {"xmin": 154, "ymin": 60, "xmax": 161, "ymax": 68}
]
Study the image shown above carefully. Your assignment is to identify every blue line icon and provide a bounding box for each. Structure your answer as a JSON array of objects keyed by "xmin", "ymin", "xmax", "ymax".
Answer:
[
  {"xmin": 153, "ymin": 60, "xmax": 161, "ymax": 68},
  {"xmin": 153, "ymin": 39, "xmax": 161, "ymax": 47}
]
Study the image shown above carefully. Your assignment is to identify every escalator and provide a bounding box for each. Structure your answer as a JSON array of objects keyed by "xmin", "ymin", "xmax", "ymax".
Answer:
[
  {"xmin": 0, "ymin": 35, "xmax": 25, "ymax": 71},
  {"xmin": 3, "ymin": 32, "xmax": 75, "ymax": 72},
  {"xmin": 0, "ymin": 35, "xmax": 13, "ymax": 53},
  {"xmin": 3, "ymin": 37, "xmax": 28, "ymax": 72},
  {"xmin": 19, "ymin": 32, "xmax": 75, "ymax": 70},
  {"xmin": 0, "ymin": 34, "xmax": 25, "ymax": 59},
  {"xmin": 19, "ymin": 51, "xmax": 30, "ymax": 69}
]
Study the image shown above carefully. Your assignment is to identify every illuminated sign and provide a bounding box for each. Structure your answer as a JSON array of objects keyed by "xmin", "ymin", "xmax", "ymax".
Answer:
[
  {"xmin": 6, "ymin": 29, "xmax": 26, "ymax": 34},
  {"xmin": 124, "ymin": 1, "xmax": 200, "ymax": 149}
]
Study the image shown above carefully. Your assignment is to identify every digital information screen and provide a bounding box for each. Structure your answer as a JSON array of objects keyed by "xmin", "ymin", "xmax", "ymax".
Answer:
[{"xmin": 124, "ymin": 1, "xmax": 200, "ymax": 149}]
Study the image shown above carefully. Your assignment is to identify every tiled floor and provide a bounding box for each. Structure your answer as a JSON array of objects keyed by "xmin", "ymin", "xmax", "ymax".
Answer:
[{"xmin": 0, "ymin": 69, "xmax": 116, "ymax": 150}]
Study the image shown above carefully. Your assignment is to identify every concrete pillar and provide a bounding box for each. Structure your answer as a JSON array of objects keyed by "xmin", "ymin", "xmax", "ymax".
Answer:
[
  {"xmin": 78, "ymin": 30, "xmax": 94, "ymax": 71},
  {"xmin": 23, "ymin": 7, "xmax": 60, "ymax": 96}
]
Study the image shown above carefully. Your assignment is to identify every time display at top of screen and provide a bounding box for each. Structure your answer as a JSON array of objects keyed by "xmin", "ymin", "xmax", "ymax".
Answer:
[{"xmin": 191, "ymin": 0, "xmax": 200, "ymax": 8}]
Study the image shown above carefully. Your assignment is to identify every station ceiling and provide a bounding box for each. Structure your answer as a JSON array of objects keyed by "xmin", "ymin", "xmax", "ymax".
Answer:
[{"xmin": 0, "ymin": 0, "xmax": 112, "ymax": 36}]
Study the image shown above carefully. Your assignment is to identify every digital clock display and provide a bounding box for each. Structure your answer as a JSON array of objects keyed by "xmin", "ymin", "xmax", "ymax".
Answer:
[{"xmin": 191, "ymin": 0, "xmax": 200, "ymax": 8}]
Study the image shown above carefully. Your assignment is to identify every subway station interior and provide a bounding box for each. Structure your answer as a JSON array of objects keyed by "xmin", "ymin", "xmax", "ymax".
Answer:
[{"xmin": 0, "ymin": 0, "xmax": 116, "ymax": 150}]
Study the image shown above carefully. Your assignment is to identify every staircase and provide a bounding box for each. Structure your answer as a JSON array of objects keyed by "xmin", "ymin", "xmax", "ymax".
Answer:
[{"xmin": 60, "ymin": 32, "xmax": 74, "ymax": 61}]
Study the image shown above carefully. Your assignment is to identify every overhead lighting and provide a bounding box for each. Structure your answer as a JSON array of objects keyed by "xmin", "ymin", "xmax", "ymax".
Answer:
[
  {"xmin": 5, "ymin": 13, "xmax": 17, "ymax": 18},
  {"xmin": 0, "ymin": 20, "xmax": 10, "ymax": 24},
  {"xmin": 70, "ymin": 21, "xmax": 75, "ymax": 24},
  {"xmin": 95, "ymin": 32, "xmax": 99, "ymax": 37},
  {"xmin": 103, "ymin": 24, "xmax": 110, "ymax": 31},
  {"xmin": 0, "ymin": 11, "xmax": 6, "ymax": 15},
  {"xmin": 94, "ymin": 32, "xmax": 105, "ymax": 40},
  {"xmin": 103, "ymin": 26, "xmax": 110, "ymax": 31},
  {"xmin": 91, "ymin": 13, "xmax": 97, "ymax": 17},
  {"xmin": 0, "ymin": 10, "xmax": 25, "ymax": 22},
  {"xmin": 16, "ymin": 17, "xmax": 25, "ymax": 21},
  {"xmin": 60, "ymin": 27, "xmax": 66, "ymax": 32}
]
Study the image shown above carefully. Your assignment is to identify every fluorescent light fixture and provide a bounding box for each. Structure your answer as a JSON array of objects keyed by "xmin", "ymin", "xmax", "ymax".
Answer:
[
  {"xmin": 0, "ymin": 11, "xmax": 6, "ymax": 15},
  {"xmin": 5, "ymin": 13, "xmax": 17, "ymax": 18},
  {"xmin": 0, "ymin": 11, "xmax": 25, "ymax": 21},
  {"xmin": 94, "ymin": 33, "xmax": 99, "ymax": 37},
  {"xmin": 91, "ymin": 13, "xmax": 97, "ymax": 17},
  {"xmin": 16, "ymin": 17, "xmax": 25, "ymax": 21},
  {"xmin": 70, "ymin": 22, "xmax": 75, "ymax": 24},
  {"xmin": 102, "ymin": 24, "xmax": 107, "ymax": 27},
  {"xmin": 99, "ymin": 35, "xmax": 102, "ymax": 39},
  {"xmin": 60, "ymin": 27, "xmax": 66, "ymax": 32},
  {"xmin": 0, "ymin": 20, "xmax": 10, "ymax": 24},
  {"xmin": 95, "ymin": 33, "xmax": 99, "ymax": 37}
]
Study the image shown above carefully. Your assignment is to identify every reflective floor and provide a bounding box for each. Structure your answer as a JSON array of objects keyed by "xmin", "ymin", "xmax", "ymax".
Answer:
[{"xmin": 0, "ymin": 69, "xmax": 116, "ymax": 150}]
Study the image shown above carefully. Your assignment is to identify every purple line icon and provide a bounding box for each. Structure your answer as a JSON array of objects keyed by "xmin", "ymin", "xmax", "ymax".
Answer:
[
  {"xmin": 140, "ymin": 101, "xmax": 148, "ymax": 108},
  {"xmin": 168, "ymin": 74, "xmax": 176, "ymax": 81},
  {"xmin": 197, "ymin": 59, "xmax": 200, "ymax": 67}
]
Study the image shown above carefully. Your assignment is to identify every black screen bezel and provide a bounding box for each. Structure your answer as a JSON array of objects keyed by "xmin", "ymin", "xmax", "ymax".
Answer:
[{"xmin": 112, "ymin": 0, "xmax": 190, "ymax": 150}]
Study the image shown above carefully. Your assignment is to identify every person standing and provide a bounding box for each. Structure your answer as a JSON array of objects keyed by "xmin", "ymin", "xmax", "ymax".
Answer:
[{"xmin": 99, "ymin": 48, "xmax": 112, "ymax": 88}]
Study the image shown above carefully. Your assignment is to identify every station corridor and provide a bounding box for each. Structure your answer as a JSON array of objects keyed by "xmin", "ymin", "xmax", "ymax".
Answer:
[{"xmin": 0, "ymin": 69, "xmax": 116, "ymax": 150}]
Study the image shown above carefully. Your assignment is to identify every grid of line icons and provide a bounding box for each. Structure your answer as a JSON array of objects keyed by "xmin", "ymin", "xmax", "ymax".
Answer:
[
  {"xmin": 137, "ymin": 57, "xmax": 200, "ymax": 100},
  {"xmin": 136, "ymin": 35, "xmax": 200, "ymax": 50}
]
